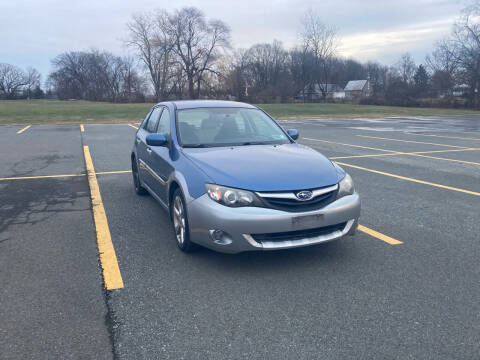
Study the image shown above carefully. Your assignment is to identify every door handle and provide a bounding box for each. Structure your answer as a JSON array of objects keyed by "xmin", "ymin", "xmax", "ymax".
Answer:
[
  {"xmin": 136, "ymin": 137, "xmax": 141, "ymax": 144},
  {"xmin": 146, "ymin": 147, "xmax": 152, "ymax": 154}
]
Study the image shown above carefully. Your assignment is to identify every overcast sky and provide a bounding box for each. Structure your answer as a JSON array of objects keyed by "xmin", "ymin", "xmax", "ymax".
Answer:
[{"xmin": 0, "ymin": 0, "xmax": 467, "ymax": 81}]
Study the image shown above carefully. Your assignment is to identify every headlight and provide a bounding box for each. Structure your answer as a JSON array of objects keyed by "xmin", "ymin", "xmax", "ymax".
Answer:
[
  {"xmin": 205, "ymin": 184, "xmax": 260, "ymax": 207},
  {"xmin": 337, "ymin": 173, "xmax": 355, "ymax": 198}
]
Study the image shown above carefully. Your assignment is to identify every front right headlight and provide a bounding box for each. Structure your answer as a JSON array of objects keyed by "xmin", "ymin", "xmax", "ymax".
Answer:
[
  {"xmin": 205, "ymin": 184, "xmax": 262, "ymax": 207},
  {"xmin": 337, "ymin": 173, "xmax": 355, "ymax": 198}
]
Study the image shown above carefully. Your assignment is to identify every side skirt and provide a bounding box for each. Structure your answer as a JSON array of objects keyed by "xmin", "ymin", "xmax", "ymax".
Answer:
[{"xmin": 142, "ymin": 182, "xmax": 169, "ymax": 212}]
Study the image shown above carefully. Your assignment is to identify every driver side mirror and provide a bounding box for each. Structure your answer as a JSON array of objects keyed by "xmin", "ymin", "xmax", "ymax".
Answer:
[
  {"xmin": 287, "ymin": 129, "xmax": 299, "ymax": 140},
  {"xmin": 146, "ymin": 133, "xmax": 168, "ymax": 147}
]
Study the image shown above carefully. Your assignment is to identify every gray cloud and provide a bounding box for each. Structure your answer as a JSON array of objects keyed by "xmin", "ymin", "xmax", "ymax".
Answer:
[{"xmin": 0, "ymin": 0, "xmax": 466, "ymax": 79}]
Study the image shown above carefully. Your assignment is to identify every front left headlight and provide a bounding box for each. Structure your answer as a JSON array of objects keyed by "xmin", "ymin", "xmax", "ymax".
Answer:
[
  {"xmin": 205, "ymin": 184, "xmax": 261, "ymax": 207},
  {"xmin": 337, "ymin": 173, "xmax": 355, "ymax": 198}
]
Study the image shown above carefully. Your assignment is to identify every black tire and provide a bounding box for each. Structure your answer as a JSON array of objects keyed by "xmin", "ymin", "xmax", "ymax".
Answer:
[
  {"xmin": 171, "ymin": 189, "xmax": 197, "ymax": 252},
  {"xmin": 132, "ymin": 157, "xmax": 148, "ymax": 195}
]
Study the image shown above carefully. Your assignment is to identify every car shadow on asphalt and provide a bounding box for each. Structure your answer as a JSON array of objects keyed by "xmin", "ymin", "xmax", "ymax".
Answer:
[{"xmin": 184, "ymin": 236, "xmax": 352, "ymax": 274}]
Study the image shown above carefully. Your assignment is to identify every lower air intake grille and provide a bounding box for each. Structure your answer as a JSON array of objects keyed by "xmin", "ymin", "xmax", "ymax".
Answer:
[{"xmin": 251, "ymin": 222, "xmax": 347, "ymax": 243}]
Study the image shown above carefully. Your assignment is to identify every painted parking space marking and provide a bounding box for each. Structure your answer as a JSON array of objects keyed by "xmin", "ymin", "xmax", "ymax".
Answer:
[
  {"xmin": 330, "ymin": 153, "xmax": 402, "ymax": 160},
  {"xmin": 17, "ymin": 125, "xmax": 31, "ymax": 134},
  {"xmin": 303, "ymin": 137, "xmax": 480, "ymax": 165},
  {"xmin": 336, "ymin": 161, "xmax": 480, "ymax": 197},
  {"xmin": 0, "ymin": 170, "xmax": 132, "ymax": 181},
  {"xmin": 0, "ymin": 173, "xmax": 85, "ymax": 181},
  {"xmin": 80, "ymin": 124, "xmax": 85, "ymax": 132},
  {"xmin": 96, "ymin": 170, "xmax": 131, "ymax": 175},
  {"xmin": 358, "ymin": 225, "xmax": 403, "ymax": 245},
  {"xmin": 406, "ymin": 133, "xmax": 480, "ymax": 141},
  {"xmin": 404, "ymin": 152, "xmax": 480, "ymax": 166},
  {"xmin": 330, "ymin": 147, "xmax": 480, "ymax": 160},
  {"xmin": 128, "ymin": 124, "xmax": 138, "ymax": 130},
  {"xmin": 303, "ymin": 137, "xmax": 399, "ymax": 153},
  {"xmin": 356, "ymin": 135, "xmax": 469, "ymax": 149},
  {"xmin": 330, "ymin": 148, "xmax": 480, "ymax": 165},
  {"xmin": 83, "ymin": 145, "xmax": 124, "ymax": 290}
]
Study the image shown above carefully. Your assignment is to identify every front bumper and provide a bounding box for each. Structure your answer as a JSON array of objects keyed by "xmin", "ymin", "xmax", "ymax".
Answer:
[{"xmin": 187, "ymin": 192, "xmax": 361, "ymax": 253}]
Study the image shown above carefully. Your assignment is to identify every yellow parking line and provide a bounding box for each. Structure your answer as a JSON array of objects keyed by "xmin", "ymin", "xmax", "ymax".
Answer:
[
  {"xmin": 83, "ymin": 145, "xmax": 124, "ymax": 290},
  {"xmin": 358, "ymin": 225, "xmax": 403, "ymax": 245},
  {"xmin": 411, "ymin": 148, "xmax": 480, "ymax": 154},
  {"xmin": 407, "ymin": 153, "xmax": 480, "ymax": 166},
  {"xmin": 0, "ymin": 170, "xmax": 133, "ymax": 181},
  {"xmin": 128, "ymin": 124, "xmax": 138, "ymax": 130},
  {"xmin": 336, "ymin": 161, "xmax": 480, "ymax": 196},
  {"xmin": 331, "ymin": 147, "xmax": 480, "ymax": 160},
  {"xmin": 0, "ymin": 173, "xmax": 84, "ymax": 181},
  {"xmin": 356, "ymin": 135, "xmax": 468, "ymax": 149},
  {"xmin": 96, "ymin": 170, "xmax": 131, "ymax": 175},
  {"xmin": 331, "ymin": 148, "xmax": 480, "ymax": 165},
  {"xmin": 17, "ymin": 125, "xmax": 31, "ymax": 134},
  {"xmin": 407, "ymin": 133, "xmax": 480, "ymax": 141},
  {"xmin": 331, "ymin": 153, "xmax": 401, "ymax": 160},
  {"xmin": 80, "ymin": 124, "xmax": 84, "ymax": 132},
  {"xmin": 303, "ymin": 137, "xmax": 398, "ymax": 153}
]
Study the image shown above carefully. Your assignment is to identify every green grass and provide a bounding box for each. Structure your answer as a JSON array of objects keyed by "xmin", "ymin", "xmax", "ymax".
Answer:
[
  {"xmin": 0, "ymin": 100, "xmax": 153, "ymax": 125},
  {"xmin": 0, "ymin": 99, "xmax": 479, "ymax": 125}
]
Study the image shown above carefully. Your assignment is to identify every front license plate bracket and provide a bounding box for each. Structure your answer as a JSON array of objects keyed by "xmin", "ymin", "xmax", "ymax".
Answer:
[{"xmin": 291, "ymin": 213, "xmax": 323, "ymax": 229}]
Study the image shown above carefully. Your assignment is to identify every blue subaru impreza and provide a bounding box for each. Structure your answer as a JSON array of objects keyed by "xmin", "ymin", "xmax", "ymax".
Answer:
[{"xmin": 131, "ymin": 100, "xmax": 360, "ymax": 253}]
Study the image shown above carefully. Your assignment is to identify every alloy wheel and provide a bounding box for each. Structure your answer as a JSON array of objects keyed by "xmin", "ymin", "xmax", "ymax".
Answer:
[{"xmin": 173, "ymin": 196, "xmax": 185, "ymax": 245}]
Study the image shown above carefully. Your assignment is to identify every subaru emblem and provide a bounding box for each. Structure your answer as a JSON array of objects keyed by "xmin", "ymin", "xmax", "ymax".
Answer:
[{"xmin": 296, "ymin": 190, "xmax": 313, "ymax": 201}]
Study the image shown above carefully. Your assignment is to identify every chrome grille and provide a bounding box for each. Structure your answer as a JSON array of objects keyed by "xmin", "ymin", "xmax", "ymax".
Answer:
[{"xmin": 256, "ymin": 184, "xmax": 338, "ymax": 212}]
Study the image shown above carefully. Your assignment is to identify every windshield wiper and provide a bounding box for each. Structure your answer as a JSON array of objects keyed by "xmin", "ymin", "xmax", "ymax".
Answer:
[
  {"xmin": 183, "ymin": 144, "xmax": 209, "ymax": 148},
  {"xmin": 238, "ymin": 141, "xmax": 268, "ymax": 146},
  {"xmin": 238, "ymin": 141, "xmax": 283, "ymax": 146}
]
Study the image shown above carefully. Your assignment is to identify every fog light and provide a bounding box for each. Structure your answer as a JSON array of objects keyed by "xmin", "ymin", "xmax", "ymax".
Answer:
[
  {"xmin": 209, "ymin": 229, "xmax": 233, "ymax": 245},
  {"xmin": 212, "ymin": 230, "xmax": 224, "ymax": 241}
]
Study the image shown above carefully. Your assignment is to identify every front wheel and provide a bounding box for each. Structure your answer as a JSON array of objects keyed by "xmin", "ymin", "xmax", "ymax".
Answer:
[{"xmin": 171, "ymin": 189, "xmax": 197, "ymax": 252}]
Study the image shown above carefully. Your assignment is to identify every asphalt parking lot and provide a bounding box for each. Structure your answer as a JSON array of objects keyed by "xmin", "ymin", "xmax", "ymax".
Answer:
[{"xmin": 1, "ymin": 115, "xmax": 479, "ymax": 359}]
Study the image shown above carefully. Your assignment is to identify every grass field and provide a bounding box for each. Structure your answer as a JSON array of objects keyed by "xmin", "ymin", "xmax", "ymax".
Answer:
[{"xmin": 0, "ymin": 99, "xmax": 479, "ymax": 125}]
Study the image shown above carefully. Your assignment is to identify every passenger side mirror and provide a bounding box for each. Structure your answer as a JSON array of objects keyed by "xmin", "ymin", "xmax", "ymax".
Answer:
[
  {"xmin": 146, "ymin": 133, "xmax": 168, "ymax": 147},
  {"xmin": 287, "ymin": 129, "xmax": 299, "ymax": 140}
]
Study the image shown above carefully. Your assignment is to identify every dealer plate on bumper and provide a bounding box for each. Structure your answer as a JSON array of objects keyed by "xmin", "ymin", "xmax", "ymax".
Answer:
[{"xmin": 292, "ymin": 213, "xmax": 323, "ymax": 229}]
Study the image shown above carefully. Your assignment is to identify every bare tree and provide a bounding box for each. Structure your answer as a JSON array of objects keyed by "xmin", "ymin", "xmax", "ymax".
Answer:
[
  {"xmin": 167, "ymin": 7, "xmax": 230, "ymax": 99},
  {"xmin": 450, "ymin": 4, "xmax": 480, "ymax": 105},
  {"xmin": 426, "ymin": 39, "xmax": 458, "ymax": 74},
  {"xmin": 365, "ymin": 62, "xmax": 388, "ymax": 97},
  {"xmin": 0, "ymin": 63, "xmax": 29, "ymax": 99},
  {"xmin": 24, "ymin": 67, "xmax": 41, "ymax": 98},
  {"xmin": 48, "ymin": 50, "xmax": 145, "ymax": 102},
  {"xmin": 290, "ymin": 46, "xmax": 315, "ymax": 102},
  {"xmin": 126, "ymin": 11, "xmax": 173, "ymax": 101},
  {"xmin": 396, "ymin": 53, "xmax": 416, "ymax": 84},
  {"xmin": 119, "ymin": 56, "xmax": 147, "ymax": 102},
  {"xmin": 300, "ymin": 11, "xmax": 339, "ymax": 100}
]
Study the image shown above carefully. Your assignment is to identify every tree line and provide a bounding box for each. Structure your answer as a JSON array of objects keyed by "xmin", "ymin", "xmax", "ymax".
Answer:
[
  {"xmin": 0, "ymin": 64, "xmax": 42, "ymax": 99},
  {"xmin": 3, "ymin": 3, "xmax": 480, "ymax": 108}
]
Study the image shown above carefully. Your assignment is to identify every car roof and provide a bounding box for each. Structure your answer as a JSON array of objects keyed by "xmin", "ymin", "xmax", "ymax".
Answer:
[{"xmin": 160, "ymin": 100, "xmax": 257, "ymax": 110}]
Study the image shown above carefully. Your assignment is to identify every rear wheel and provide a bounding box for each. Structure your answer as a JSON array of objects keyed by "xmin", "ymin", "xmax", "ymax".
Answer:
[
  {"xmin": 171, "ymin": 189, "xmax": 197, "ymax": 252},
  {"xmin": 132, "ymin": 157, "xmax": 147, "ymax": 195}
]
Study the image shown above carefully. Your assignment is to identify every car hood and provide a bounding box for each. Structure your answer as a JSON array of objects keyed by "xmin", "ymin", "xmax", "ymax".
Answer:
[{"xmin": 181, "ymin": 143, "xmax": 340, "ymax": 191}]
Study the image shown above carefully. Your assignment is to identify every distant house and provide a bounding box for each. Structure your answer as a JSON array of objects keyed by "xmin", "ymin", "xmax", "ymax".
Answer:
[
  {"xmin": 452, "ymin": 84, "xmax": 469, "ymax": 97},
  {"xmin": 344, "ymin": 80, "xmax": 370, "ymax": 100},
  {"xmin": 296, "ymin": 83, "xmax": 343, "ymax": 101}
]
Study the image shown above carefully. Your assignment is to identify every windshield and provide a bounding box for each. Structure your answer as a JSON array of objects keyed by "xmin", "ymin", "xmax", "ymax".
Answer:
[{"xmin": 176, "ymin": 107, "xmax": 291, "ymax": 147}]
